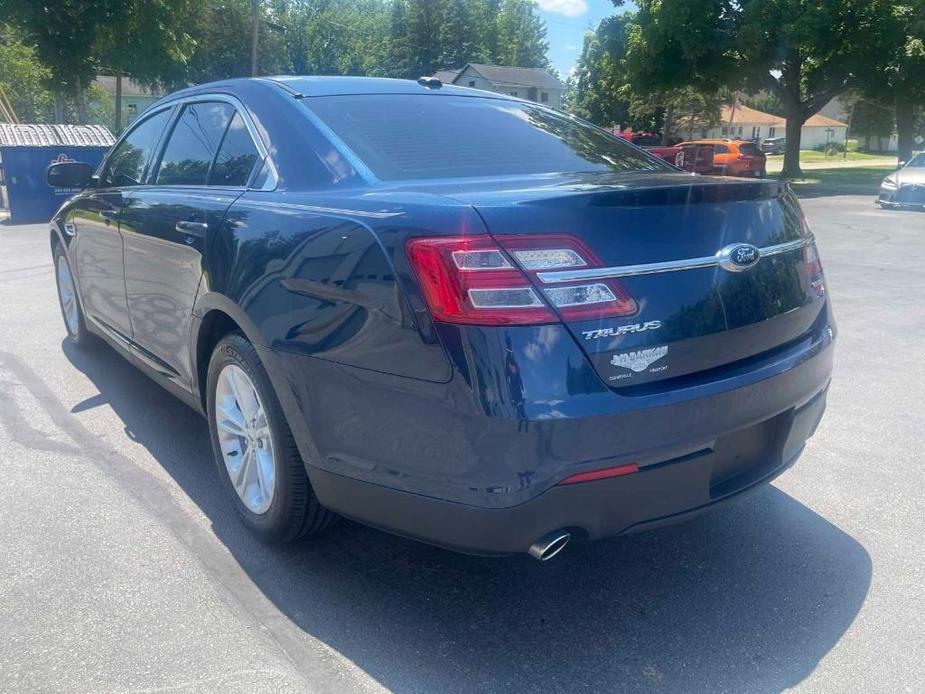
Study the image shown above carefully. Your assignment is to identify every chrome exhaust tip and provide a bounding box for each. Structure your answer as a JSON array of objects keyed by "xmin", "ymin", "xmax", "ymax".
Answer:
[{"xmin": 528, "ymin": 530, "xmax": 571, "ymax": 561}]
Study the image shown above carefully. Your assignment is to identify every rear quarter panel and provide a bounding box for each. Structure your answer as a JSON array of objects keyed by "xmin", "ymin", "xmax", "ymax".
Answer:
[{"xmin": 196, "ymin": 189, "xmax": 486, "ymax": 383}]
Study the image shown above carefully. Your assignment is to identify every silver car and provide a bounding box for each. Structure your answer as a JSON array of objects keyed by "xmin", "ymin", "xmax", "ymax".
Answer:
[{"xmin": 878, "ymin": 153, "xmax": 925, "ymax": 209}]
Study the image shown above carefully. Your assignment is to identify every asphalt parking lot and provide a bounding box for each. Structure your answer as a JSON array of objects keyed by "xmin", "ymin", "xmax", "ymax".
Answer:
[{"xmin": 0, "ymin": 194, "xmax": 922, "ymax": 693}]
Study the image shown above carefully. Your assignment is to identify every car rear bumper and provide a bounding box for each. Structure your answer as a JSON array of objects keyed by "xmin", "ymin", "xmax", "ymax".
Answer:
[
  {"xmin": 260, "ymin": 305, "xmax": 834, "ymax": 555},
  {"xmin": 310, "ymin": 383, "xmax": 828, "ymax": 555}
]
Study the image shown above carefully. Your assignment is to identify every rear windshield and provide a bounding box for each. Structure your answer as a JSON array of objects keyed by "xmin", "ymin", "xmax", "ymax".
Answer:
[
  {"xmin": 305, "ymin": 95, "xmax": 668, "ymax": 181},
  {"xmin": 738, "ymin": 143, "xmax": 762, "ymax": 156}
]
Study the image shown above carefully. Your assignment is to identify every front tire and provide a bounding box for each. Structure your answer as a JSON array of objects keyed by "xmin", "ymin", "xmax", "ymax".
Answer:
[
  {"xmin": 206, "ymin": 332, "xmax": 336, "ymax": 542},
  {"xmin": 53, "ymin": 244, "xmax": 93, "ymax": 346}
]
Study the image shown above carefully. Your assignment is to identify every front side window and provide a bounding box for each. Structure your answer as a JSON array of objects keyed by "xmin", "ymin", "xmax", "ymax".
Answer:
[
  {"xmin": 156, "ymin": 102, "xmax": 234, "ymax": 186},
  {"xmin": 906, "ymin": 154, "xmax": 925, "ymax": 168},
  {"xmin": 210, "ymin": 112, "xmax": 261, "ymax": 186},
  {"xmin": 306, "ymin": 95, "xmax": 669, "ymax": 181},
  {"xmin": 103, "ymin": 108, "xmax": 172, "ymax": 187}
]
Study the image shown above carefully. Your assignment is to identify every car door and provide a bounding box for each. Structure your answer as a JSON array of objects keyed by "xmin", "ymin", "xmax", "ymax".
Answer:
[
  {"xmin": 712, "ymin": 143, "xmax": 731, "ymax": 174},
  {"xmin": 67, "ymin": 107, "xmax": 173, "ymax": 344},
  {"xmin": 120, "ymin": 100, "xmax": 263, "ymax": 388}
]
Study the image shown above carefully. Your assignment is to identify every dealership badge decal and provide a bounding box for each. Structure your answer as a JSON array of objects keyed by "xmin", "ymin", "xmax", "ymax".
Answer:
[{"xmin": 611, "ymin": 345, "xmax": 668, "ymax": 373}]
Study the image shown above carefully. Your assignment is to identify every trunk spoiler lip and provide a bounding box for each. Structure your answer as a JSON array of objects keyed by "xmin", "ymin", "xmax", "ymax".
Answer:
[{"xmin": 536, "ymin": 237, "xmax": 813, "ymax": 284}]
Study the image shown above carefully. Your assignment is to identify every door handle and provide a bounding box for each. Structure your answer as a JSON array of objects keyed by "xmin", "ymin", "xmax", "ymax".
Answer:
[{"xmin": 175, "ymin": 220, "xmax": 208, "ymax": 237}]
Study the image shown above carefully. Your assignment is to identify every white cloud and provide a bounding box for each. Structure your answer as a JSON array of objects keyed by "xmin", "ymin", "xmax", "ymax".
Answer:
[{"xmin": 536, "ymin": 0, "xmax": 589, "ymax": 18}]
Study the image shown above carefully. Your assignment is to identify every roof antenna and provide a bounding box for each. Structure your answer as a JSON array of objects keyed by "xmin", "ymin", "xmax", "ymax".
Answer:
[{"xmin": 417, "ymin": 76, "xmax": 442, "ymax": 89}]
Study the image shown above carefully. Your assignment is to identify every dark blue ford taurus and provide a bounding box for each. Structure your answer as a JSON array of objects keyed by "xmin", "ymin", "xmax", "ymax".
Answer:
[{"xmin": 46, "ymin": 77, "xmax": 834, "ymax": 560}]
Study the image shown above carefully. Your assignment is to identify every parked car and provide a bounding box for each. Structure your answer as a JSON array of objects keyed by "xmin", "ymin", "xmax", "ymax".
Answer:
[
  {"xmin": 614, "ymin": 131, "xmax": 682, "ymax": 165},
  {"xmin": 877, "ymin": 153, "xmax": 925, "ymax": 209},
  {"xmin": 675, "ymin": 139, "xmax": 768, "ymax": 177},
  {"xmin": 46, "ymin": 77, "xmax": 834, "ymax": 560},
  {"xmin": 761, "ymin": 136, "xmax": 787, "ymax": 155}
]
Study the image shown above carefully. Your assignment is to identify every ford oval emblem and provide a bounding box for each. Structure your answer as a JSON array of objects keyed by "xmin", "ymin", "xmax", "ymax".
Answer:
[{"xmin": 718, "ymin": 243, "xmax": 761, "ymax": 272}]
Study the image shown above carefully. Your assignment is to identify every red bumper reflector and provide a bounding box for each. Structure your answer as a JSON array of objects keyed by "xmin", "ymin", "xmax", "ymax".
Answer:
[{"xmin": 558, "ymin": 463, "xmax": 640, "ymax": 485}]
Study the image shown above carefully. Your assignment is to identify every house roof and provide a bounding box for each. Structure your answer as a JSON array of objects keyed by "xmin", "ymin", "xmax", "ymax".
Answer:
[
  {"xmin": 433, "ymin": 70, "xmax": 460, "ymax": 83},
  {"xmin": 0, "ymin": 123, "xmax": 115, "ymax": 148},
  {"xmin": 721, "ymin": 104, "xmax": 784, "ymax": 126},
  {"xmin": 720, "ymin": 104, "xmax": 847, "ymax": 128},
  {"xmin": 93, "ymin": 75, "xmax": 162, "ymax": 98},
  {"xmin": 458, "ymin": 64, "xmax": 565, "ymax": 90},
  {"xmin": 805, "ymin": 112, "xmax": 849, "ymax": 128}
]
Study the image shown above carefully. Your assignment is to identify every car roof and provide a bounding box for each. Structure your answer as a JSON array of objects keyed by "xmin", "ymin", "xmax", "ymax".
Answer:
[
  {"xmin": 158, "ymin": 75, "xmax": 500, "ymax": 102},
  {"xmin": 677, "ymin": 139, "xmax": 743, "ymax": 146}
]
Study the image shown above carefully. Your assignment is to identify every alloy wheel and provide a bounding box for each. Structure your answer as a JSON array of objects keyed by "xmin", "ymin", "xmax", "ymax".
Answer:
[
  {"xmin": 56, "ymin": 255, "xmax": 79, "ymax": 335},
  {"xmin": 214, "ymin": 364, "xmax": 276, "ymax": 514}
]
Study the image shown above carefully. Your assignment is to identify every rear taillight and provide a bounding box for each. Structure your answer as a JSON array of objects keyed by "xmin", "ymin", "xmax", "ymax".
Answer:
[
  {"xmin": 803, "ymin": 243, "xmax": 826, "ymax": 297},
  {"xmin": 406, "ymin": 234, "xmax": 637, "ymax": 326},
  {"xmin": 793, "ymin": 205, "xmax": 826, "ymax": 297}
]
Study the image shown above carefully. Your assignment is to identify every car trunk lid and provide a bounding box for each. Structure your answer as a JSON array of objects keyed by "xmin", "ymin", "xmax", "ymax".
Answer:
[{"xmin": 435, "ymin": 172, "xmax": 825, "ymax": 389}]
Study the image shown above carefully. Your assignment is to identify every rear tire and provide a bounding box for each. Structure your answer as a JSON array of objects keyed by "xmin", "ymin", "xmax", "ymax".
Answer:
[
  {"xmin": 53, "ymin": 244, "xmax": 93, "ymax": 347},
  {"xmin": 206, "ymin": 332, "xmax": 336, "ymax": 543}
]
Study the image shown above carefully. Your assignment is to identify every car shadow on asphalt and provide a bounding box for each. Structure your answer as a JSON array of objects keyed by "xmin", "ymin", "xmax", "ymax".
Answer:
[{"xmin": 63, "ymin": 339, "xmax": 872, "ymax": 693}]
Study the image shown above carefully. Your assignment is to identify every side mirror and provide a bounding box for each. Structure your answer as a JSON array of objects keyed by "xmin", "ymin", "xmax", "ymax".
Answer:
[{"xmin": 46, "ymin": 161, "xmax": 94, "ymax": 189}]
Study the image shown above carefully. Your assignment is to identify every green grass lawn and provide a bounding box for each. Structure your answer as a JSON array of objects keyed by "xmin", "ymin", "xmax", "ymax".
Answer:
[
  {"xmin": 765, "ymin": 150, "xmax": 890, "ymax": 163},
  {"xmin": 775, "ymin": 165, "xmax": 895, "ymax": 196}
]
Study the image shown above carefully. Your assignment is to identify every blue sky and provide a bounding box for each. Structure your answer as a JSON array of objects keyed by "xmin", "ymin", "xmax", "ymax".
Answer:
[{"xmin": 536, "ymin": 0, "xmax": 635, "ymax": 78}]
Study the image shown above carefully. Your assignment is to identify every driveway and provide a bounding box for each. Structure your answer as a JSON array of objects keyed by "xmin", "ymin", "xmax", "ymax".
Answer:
[{"xmin": 0, "ymin": 194, "xmax": 922, "ymax": 692}]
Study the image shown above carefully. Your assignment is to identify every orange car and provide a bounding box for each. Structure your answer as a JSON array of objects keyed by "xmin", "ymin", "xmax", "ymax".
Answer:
[{"xmin": 675, "ymin": 139, "xmax": 767, "ymax": 177}]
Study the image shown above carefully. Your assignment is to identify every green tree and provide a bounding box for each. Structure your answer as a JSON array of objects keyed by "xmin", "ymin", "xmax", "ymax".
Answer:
[
  {"xmin": 570, "ymin": 15, "xmax": 632, "ymax": 128},
  {"xmin": 856, "ymin": 1, "xmax": 925, "ymax": 162},
  {"xmin": 845, "ymin": 96, "xmax": 896, "ymax": 152},
  {"xmin": 623, "ymin": 0, "xmax": 886, "ymax": 177},
  {"xmin": 496, "ymin": 0, "xmax": 549, "ymax": 68},
  {"xmin": 440, "ymin": 0, "xmax": 487, "ymax": 69},
  {"xmin": 0, "ymin": 25, "xmax": 53, "ymax": 122},
  {"xmin": 1, "ymin": 0, "xmax": 133, "ymax": 120}
]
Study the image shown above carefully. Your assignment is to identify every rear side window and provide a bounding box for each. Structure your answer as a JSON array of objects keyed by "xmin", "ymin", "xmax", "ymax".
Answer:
[
  {"xmin": 103, "ymin": 108, "xmax": 171, "ymax": 187},
  {"xmin": 156, "ymin": 102, "xmax": 234, "ymax": 185},
  {"xmin": 714, "ymin": 144, "xmax": 729, "ymax": 154},
  {"xmin": 306, "ymin": 95, "xmax": 668, "ymax": 181},
  {"xmin": 210, "ymin": 112, "xmax": 261, "ymax": 186},
  {"xmin": 738, "ymin": 143, "xmax": 761, "ymax": 156}
]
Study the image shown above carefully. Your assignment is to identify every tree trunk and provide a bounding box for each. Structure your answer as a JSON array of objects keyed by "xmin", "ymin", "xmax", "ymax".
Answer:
[
  {"xmin": 74, "ymin": 76, "xmax": 87, "ymax": 124},
  {"xmin": 781, "ymin": 106, "xmax": 805, "ymax": 178},
  {"xmin": 896, "ymin": 94, "xmax": 914, "ymax": 164},
  {"xmin": 662, "ymin": 102, "xmax": 674, "ymax": 146},
  {"xmin": 54, "ymin": 92, "xmax": 66, "ymax": 122},
  {"xmin": 115, "ymin": 72, "xmax": 123, "ymax": 135},
  {"xmin": 250, "ymin": 0, "xmax": 260, "ymax": 76}
]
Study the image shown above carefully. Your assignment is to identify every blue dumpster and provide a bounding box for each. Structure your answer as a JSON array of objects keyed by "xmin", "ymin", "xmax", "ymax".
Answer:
[{"xmin": 0, "ymin": 124, "xmax": 115, "ymax": 224}]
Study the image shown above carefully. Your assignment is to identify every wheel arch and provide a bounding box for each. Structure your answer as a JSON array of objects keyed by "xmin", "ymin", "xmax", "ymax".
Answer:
[
  {"xmin": 191, "ymin": 292, "xmax": 321, "ymax": 476},
  {"xmin": 191, "ymin": 292, "xmax": 267, "ymax": 412}
]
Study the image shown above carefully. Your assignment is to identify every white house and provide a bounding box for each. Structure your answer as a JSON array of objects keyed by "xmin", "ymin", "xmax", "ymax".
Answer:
[
  {"xmin": 433, "ymin": 63, "xmax": 566, "ymax": 109},
  {"xmin": 699, "ymin": 104, "xmax": 848, "ymax": 149}
]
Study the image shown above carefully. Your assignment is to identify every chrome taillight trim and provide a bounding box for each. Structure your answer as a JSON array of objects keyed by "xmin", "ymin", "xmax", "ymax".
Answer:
[{"xmin": 535, "ymin": 237, "xmax": 813, "ymax": 284}]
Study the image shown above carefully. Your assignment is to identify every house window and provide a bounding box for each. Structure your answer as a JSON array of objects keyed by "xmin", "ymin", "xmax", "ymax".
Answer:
[
  {"xmin": 721, "ymin": 126, "xmax": 729, "ymax": 136},
  {"xmin": 737, "ymin": 126, "xmax": 743, "ymax": 135},
  {"xmin": 769, "ymin": 127, "xmax": 776, "ymax": 137},
  {"xmin": 752, "ymin": 126, "xmax": 760, "ymax": 138},
  {"xmin": 541, "ymin": 92, "xmax": 548, "ymax": 103},
  {"xmin": 468, "ymin": 80, "xmax": 475, "ymax": 87},
  {"xmin": 510, "ymin": 90, "xmax": 518, "ymax": 97}
]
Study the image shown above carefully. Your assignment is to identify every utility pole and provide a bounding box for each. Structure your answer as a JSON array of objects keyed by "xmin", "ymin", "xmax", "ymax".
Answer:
[
  {"xmin": 115, "ymin": 72, "xmax": 122, "ymax": 135},
  {"xmin": 250, "ymin": 0, "xmax": 259, "ymax": 77}
]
